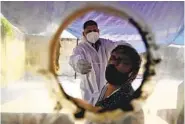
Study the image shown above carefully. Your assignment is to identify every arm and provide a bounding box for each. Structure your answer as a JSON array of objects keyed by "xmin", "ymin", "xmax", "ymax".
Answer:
[
  {"xmin": 116, "ymin": 40, "xmax": 133, "ymax": 47},
  {"xmin": 104, "ymin": 39, "xmax": 133, "ymax": 54},
  {"xmin": 69, "ymin": 45, "xmax": 92, "ymax": 74},
  {"xmin": 112, "ymin": 40, "xmax": 133, "ymax": 48},
  {"xmin": 71, "ymin": 97, "xmax": 102, "ymax": 113},
  {"xmin": 69, "ymin": 46, "xmax": 84, "ymax": 73}
]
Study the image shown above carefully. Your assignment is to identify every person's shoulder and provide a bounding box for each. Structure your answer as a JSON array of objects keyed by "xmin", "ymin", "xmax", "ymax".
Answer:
[
  {"xmin": 78, "ymin": 41, "xmax": 85, "ymax": 46},
  {"xmin": 76, "ymin": 40, "xmax": 88, "ymax": 47},
  {"xmin": 71, "ymin": 42, "xmax": 87, "ymax": 52},
  {"xmin": 99, "ymin": 38, "xmax": 115, "ymax": 44}
]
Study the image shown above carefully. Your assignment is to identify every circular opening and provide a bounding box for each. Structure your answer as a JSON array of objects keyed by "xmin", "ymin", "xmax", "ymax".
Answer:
[{"xmin": 49, "ymin": 4, "xmax": 160, "ymax": 122}]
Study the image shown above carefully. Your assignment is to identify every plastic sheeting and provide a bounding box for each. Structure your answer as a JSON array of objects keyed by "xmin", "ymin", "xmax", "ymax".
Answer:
[
  {"xmin": 67, "ymin": 2, "xmax": 184, "ymax": 45},
  {"xmin": 1, "ymin": 2, "xmax": 184, "ymax": 123},
  {"xmin": 1, "ymin": 1, "xmax": 184, "ymax": 53}
]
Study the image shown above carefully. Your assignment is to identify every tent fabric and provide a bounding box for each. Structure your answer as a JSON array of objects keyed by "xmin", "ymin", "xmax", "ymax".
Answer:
[
  {"xmin": 66, "ymin": 1, "xmax": 184, "ymax": 45},
  {"xmin": 1, "ymin": 1, "xmax": 184, "ymax": 53}
]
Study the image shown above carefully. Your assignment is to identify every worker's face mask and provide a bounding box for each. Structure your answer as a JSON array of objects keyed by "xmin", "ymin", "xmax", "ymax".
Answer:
[
  {"xmin": 105, "ymin": 64, "xmax": 130, "ymax": 86},
  {"xmin": 86, "ymin": 32, "xmax": 99, "ymax": 44}
]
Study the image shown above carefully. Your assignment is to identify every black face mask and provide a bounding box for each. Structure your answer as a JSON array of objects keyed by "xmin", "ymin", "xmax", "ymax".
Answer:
[{"xmin": 105, "ymin": 64, "xmax": 130, "ymax": 86}]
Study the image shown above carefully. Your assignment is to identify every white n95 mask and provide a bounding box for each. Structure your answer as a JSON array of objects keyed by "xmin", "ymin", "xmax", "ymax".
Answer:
[{"xmin": 86, "ymin": 32, "xmax": 99, "ymax": 43}]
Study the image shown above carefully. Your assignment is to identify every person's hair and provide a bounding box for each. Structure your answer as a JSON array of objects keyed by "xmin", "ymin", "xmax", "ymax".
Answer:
[
  {"xmin": 83, "ymin": 20, "xmax": 98, "ymax": 30},
  {"xmin": 112, "ymin": 45, "xmax": 141, "ymax": 72}
]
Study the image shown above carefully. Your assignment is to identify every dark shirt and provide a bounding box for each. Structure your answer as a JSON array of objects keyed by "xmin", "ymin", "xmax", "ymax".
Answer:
[
  {"xmin": 91, "ymin": 39, "xmax": 101, "ymax": 51},
  {"xmin": 95, "ymin": 83, "xmax": 134, "ymax": 112}
]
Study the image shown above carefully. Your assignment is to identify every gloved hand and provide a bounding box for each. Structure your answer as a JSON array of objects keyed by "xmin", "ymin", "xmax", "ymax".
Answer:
[{"xmin": 76, "ymin": 59, "xmax": 92, "ymax": 74}]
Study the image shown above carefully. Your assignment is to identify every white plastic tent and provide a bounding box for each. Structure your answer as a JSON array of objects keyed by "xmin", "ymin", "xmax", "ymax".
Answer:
[
  {"xmin": 1, "ymin": 1, "xmax": 184, "ymax": 124},
  {"xmin": 1, "ymin": 1, "xmax": 184, "ymax": 50}
]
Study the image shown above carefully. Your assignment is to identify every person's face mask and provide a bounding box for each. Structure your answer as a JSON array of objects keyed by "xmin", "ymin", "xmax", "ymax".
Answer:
[
  {"xmin": 105, "ymin": 64, "xmax": 130, "ymax": 86},
  {"xmin": 86, "ymin": 32, "xmax": 99, "ymax": 44}
]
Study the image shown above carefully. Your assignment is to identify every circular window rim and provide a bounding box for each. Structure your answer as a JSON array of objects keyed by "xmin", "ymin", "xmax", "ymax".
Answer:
[{"xmin": 48, "ymin": 4, "xmax": 161, "ymax": 122}]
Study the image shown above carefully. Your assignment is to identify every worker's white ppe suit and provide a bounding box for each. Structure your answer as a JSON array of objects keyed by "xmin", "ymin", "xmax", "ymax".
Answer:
[{"xmin": 69, "ymin": 37, "xmax": 130, "ymax": 105}]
